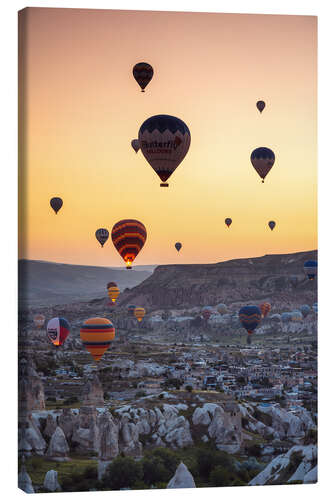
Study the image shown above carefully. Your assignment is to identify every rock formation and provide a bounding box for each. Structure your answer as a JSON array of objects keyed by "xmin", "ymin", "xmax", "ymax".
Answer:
[
  {"xmin": 46, "ymin": 426, "xmax": 69, "ymax": 460},
  {"xmin": 43, "ymin": 470, "xmax": 61, "ymax": 492},
  {"xmin": 82, "ymin": 374, "xmax": 105, "ymax": 407},
  {"xmin": 18, "ymin": 459, "xmax": 35, "ymax": 494},
  {"xmin": 249, "ymin": 444, "xmax": 317, "ymax": 485},
  {"xmin": 167, "ymin": 462, "xmax": 196, "ymax": 488},
  {"xmin": 18, "ymin": 357, "xmax": 45, "ymax": 414}
]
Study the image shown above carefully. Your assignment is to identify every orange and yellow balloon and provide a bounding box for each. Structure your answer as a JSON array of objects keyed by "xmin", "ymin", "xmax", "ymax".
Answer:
[
  {"xmin": 134, "ymin": 307, "xmax": 146, "ymax": 322},
  {"xmin": 80, "ymin": 317, "xmax": 115, "ymax": 362},
  {"xmin": 107, "ymin": 282, "xmax": 120, "ymax": 303}
]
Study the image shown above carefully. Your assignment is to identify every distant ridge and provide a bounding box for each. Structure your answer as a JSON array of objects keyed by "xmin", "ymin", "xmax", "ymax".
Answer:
[
  {"xmin": 19, "ymin": 260, "xmax": 154, "ymax": 308},
  {"xmin": 118, "ymin": 250, "xmax": 317, "ymax": 310}
]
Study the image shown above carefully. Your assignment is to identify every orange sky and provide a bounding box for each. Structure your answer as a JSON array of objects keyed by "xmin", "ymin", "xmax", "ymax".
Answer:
[{"xmin": 18, "ymin": 8, "xmax": 317, "ymax": 267}]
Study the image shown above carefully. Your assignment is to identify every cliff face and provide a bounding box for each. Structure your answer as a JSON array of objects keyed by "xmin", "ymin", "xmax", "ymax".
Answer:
[{"xmin": 118, "ymin": 250, "xmax": 317, "ymax": 310}]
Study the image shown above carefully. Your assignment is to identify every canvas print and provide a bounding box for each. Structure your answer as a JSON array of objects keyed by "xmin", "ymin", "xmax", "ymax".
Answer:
[{"xmin": 18, "ymin": 7, "xmax": 317, "ymax": 493}]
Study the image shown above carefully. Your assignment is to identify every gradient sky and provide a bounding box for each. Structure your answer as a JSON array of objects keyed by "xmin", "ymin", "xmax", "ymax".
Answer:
[{"xmin": 18, "ymin": 8, "xmax": 317, "ymax": 267}]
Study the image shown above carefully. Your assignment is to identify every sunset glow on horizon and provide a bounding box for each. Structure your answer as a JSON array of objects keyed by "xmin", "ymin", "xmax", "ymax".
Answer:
[{"xmin": 18, "ymin": 8, "xmax": 317, "ymax": 267}]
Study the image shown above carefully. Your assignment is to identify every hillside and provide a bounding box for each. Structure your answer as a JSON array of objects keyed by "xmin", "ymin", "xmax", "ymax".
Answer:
[
  {"xmin": 19, "ymin": 260, "xmax": 153, "ymax": 308},
  {"xmin": 118, "ymin": 250, "xmax": 317, "ymax": 310}
]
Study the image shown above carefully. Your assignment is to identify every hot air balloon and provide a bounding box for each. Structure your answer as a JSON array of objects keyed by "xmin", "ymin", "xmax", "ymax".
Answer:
[
  {"xmin": 216, "ymin": 303, "xmax": 228, "ymax": 315},
  {"xmin": 33, "ymin": 314, "xmax": 45, "ymax": 329},
  {"xmin": 281, "ymin": 312, "xmax": 292, "ymax": 324},
  {"xmin": 256, "ymin": 100, "xmax": 266, "ymax": 113},
  {"xmin": 108, "ymin": 284, "xmax": 120, "ymax": 303},
  {"xmin": 291, "ymin": 310, "xmax": 303, "ymax": 322},
  {"xmin": 138, "ymin": 115, "xmax": 191, "ymax": 187},
  {"xmin": 133, "ymin": 62, "xmax": 153, "ymax": 92},
  {"xmin": 95, "ymin": 228, "xmax": 109, "ymax": 247},
  {"xmin": 225, "ymin": 218, "xmax": 232, "ymax": 228},
  {"xmin": 47, "ymin": 317, "xmax": 70, "ymax": 346},
  {"xmin": 80, "ymin": 317, "xmax": 115, "ymax": 362},
  {"xmin": 270, "ymin": 313, "xmax": 281, "ymax": 323},
  {"xmin": 128, "ymin": 304, "xmax": 136, "ymax": 316},
  {"xmin": 50, "ymin": 197, "xmax": 63, "ymax": 214},
  {"xmin": 304, "ymin": 260, "xmax": 317, "ymax": 280},
  {"xmin": 250, "ymin": 147, "xmax": 275, "ymax": 183},
  {"xmin": 260, "ymin": 302, "xmax": 271, "ymax": 318},
  {"xmin": 111, "ymin": 219, "xmax": 147, "ymax": 269},
  {"xmin": 134, "ymin": 307, "xmax": 146, "ymax": 322},
  {"xmin": 175, "ymin": 242, "xmax": 182, "ymax": 252},
  {"xmin": 300, "ymin": 304, "xmax": 311, "ymax": 318},
  {"xmin": 131, "ymin": 139, "xmax": 140, "ymax": 153},
  {"xmin": 202, "ymin": 306, "xmax": 214, "ymax": 321},
  {"xmin": 239, "ymin": 306, "xmax": 262, "ymax": 338},
  {"xmin": 268, "ymin": 221, "xmax": 276, "ymax": 231}
]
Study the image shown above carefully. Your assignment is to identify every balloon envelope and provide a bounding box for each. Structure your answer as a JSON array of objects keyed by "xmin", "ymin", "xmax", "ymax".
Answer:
[
  {"xmin": 304, "ymin": 260, "xmax": 317, "ymax": 280},
  {"xmin": 260, "ymin": 302, "xmax": 271, "ymax": 318},
  {"xmin": 268, "ymin": 221, "xmax": 276, "ymax": 231},
  {"xmin": 111, "ymin": 219, "xmax": 147, "ymax": 269},
  {"xmin": 175, "ymin": 242, "xmax": 182, "ymax": 252},
  {"xmin": 108, "ymin": 285, "xmax": 120, "ymax": 303},
  {"xmin": 217, "ymin": 303, "xmax": 228, "ymax": 315},
  {"xmin": 138, "ymin": 114, "xmax": 191, "ymax": 187},
  {"xmin": 133, "ymin": 62, "xmax": 153, "ymax": 91},
  {"xmin": 131, "ymin": 139, "xmax": 140, "ymax": 153},
  {"xmin": 251, "ymin": 147, "xmax": 275, "ymax": 182},
  {"xmin": 34, "ymin": 314, "xmax": 45, "ymax": 328},
  {"xmin": 256, "ymin": 100, "xmax": 266, "ymax": 113},
  {"xmin": 225, "ymin": 218, "xmax": 232, "ymax": 228},
  {"xmin": 300, "ymin": 304, "xmax": 311, "ymax": 318},
  {"xmin": 134, "ymin": 307, "xmax": 146, "ymax": 322},
  {"xmin": 95, "ymin": 228, "xmax": 109, "ymax": 247},
  {"xmin": 47, "ymin": 317, "xmax": 70, "ymax": 346},
  {"xmin": 50, "ymin": 197, "xmax": 63, "ymax": 214},
  {"xmin": 128, "ymin": 304, "xmax": 136, "ymax": 316},
  {"xmin": 80, "ymin": 317, "xmax": 115, "ymax": 362},
  {"xmin": 239, "ymin": 306, "xmax": 262, "ymax": 334}
]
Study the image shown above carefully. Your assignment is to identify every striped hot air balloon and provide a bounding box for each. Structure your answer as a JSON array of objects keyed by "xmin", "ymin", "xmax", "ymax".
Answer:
[
  {"xmin": 304, "ymin": 260, "xmax": 317, "ymax": 280},
  {"xmin": 34, "ymin": 314, "xmax": 45, "ymax": 329},
  {"xmin": 134, "ymin": 307, "xmax": 146, "ymax": 322},
  {"xmin": 250, "ymin": 147, "xmax": 275, "ymax": 183},
  {"xmin": 108, "ymin": 284, "xmax": 120, "ymax": 303},
  {"xmin": 138, "ymin": 115, "xmax": 191, "ymax": 187},
  {"xmin": 111, "ymin": 219, "xmax": 147, "ymax": 269},
  {"xmin": 260, "ymin": 302, "xmax": 271, "ymax": 318},
  {"xmin": 239, "ymin": 306, "xmax": 262, "ymax": 334},
  {"xmin": 133, "ymin": 62, "xmax": 154, "ymax": 92},
  {"xmin": 128, "ymin": 304, "xmax": 136, "ymax": 316},
  {"xmin": 80, "ymin": 317, "xmax": 115, "ymax": 362},
  {"xmin": 47, "ymin": 317, "xmax": 70, "ymax": 346}
]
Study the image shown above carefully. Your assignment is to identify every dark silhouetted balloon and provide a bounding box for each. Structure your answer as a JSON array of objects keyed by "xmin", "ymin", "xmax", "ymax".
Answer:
[
  {"xmin": 268, "ymin": 221, "xmax": 276, "ymax": 231},
  {"xmin": 133, "ymin": 62, "xmax": 153, "ymax": 92},
  {"xmin": 251, "ymin": 147, "xmax": 275, "ymax": 183},
  {"xmin": 138, "ymin": 115, "xmax": 191, "ymax": 187},
  {"xmin": 256, "ymin": 100, "xmax": 266, "ymax": 113},
  {"xmin": 131, "ymin": 139, "xmax": 140, "ymax": 153},
  {"xmin": 95, "ymin": 228, "xmax": 109, "ymax": 247},
  {"xmin": 175, "ymin": 242, "xmax": 182, "ymax": 252},
  {"xmin": 50, "ymin": 197, "xmax": 63, "ymax": 214},
  {"xmin": 225, "ymin": 218, "xmax": 232, "ymax": 228}
]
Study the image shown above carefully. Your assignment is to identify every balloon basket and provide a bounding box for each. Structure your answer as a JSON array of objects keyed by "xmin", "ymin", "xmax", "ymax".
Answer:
[{"xmin": 160, "ymin": 183, "xmax": 169, "ymax": 187}]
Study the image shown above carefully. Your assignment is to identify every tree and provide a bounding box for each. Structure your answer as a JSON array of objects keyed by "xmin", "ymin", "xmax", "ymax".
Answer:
[
  {"xmin": 142, "ymin": 456, "xmax": 170, "ymax": 485},
  {"xmin": 209, "ymin": 465, "xmax": 230, "ymax": 486},
  {"xmin": 185, "ymin": 385, "xmax": 193, "ymax": 393},
  {"xmin": 102, "ymin": 457, "xmax": 143, "ymax": 490}
]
